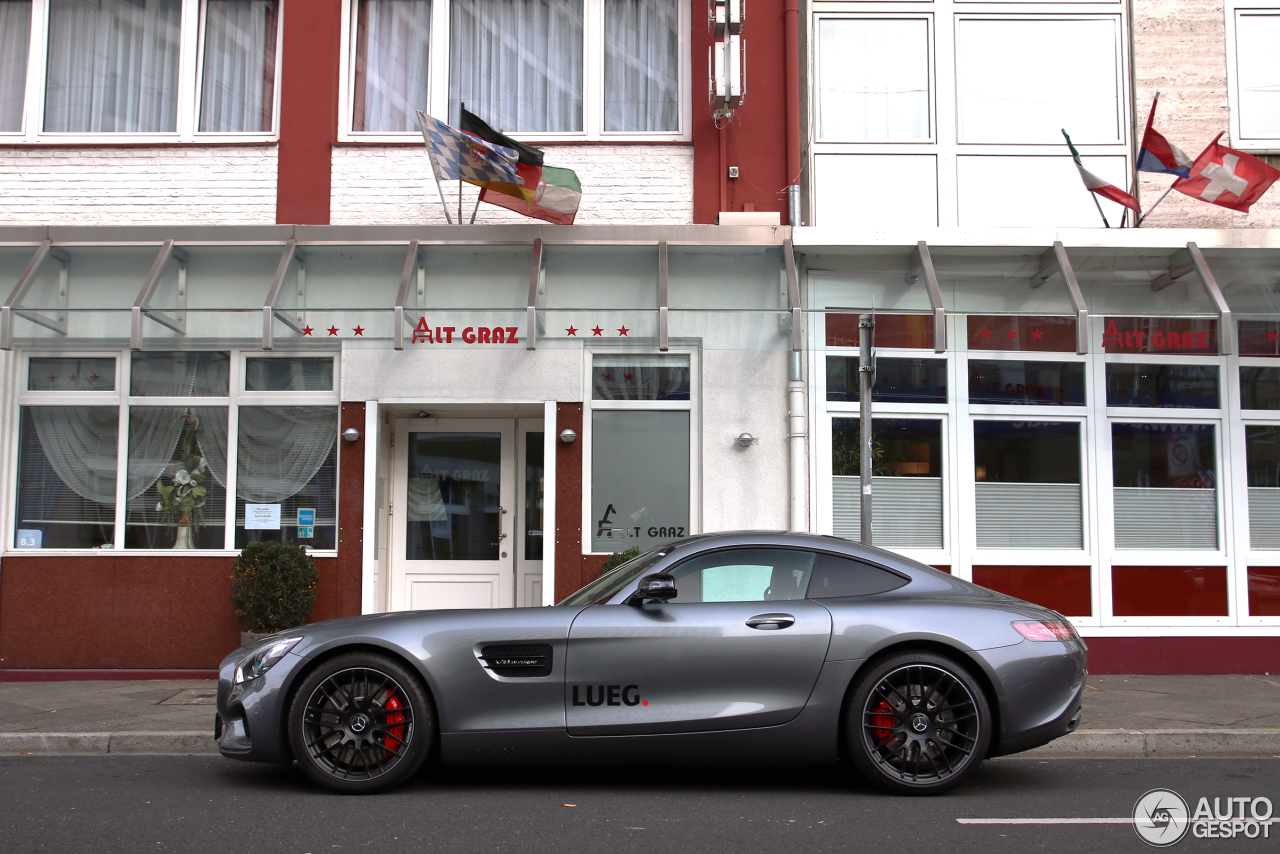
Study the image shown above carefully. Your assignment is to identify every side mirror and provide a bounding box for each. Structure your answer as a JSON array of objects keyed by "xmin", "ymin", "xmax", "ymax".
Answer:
[{"xmin": 626, "ymin": 573, "xmax": 677, "ymax": 605}]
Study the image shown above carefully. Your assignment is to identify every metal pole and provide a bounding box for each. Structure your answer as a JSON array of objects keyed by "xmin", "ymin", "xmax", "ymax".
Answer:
[
  {"xmin": 859, "ymin": 313, "xmax": 874, "ymax": 545},
  {"xmin": 1138, "ymin": 185, "xmax": 1175, "ymax": 224}
]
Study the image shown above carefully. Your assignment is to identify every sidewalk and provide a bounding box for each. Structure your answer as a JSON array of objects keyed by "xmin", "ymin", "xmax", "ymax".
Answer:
[{"xmin": 0, "ymin": 674, "xmax": 1278, "ymax": 756}]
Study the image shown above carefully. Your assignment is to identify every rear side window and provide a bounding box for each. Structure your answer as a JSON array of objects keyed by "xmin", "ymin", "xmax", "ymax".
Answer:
[{"xmin": 806, "ymin": 553, "xmax": 909, "ymax": 598}]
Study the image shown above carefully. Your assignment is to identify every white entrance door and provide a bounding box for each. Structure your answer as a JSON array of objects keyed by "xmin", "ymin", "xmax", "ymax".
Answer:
[{"xmin": 391, "ymin": 418, "xmax": 516, "ymax": 611}]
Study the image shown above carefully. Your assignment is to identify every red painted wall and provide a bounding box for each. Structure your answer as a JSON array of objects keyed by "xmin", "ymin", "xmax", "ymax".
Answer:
[
  {"xmin": 554, "ymin": 403, "xmax": 607, "ymax": 601},
  {"xmin": 336, "ymin": 402, "xmax": 366, "ymax": 616},
  {"xmin": 692, "ymin": 0, "xmax": 791, "ymax": 223},
  {"xmin": 276, "ymin": 0, "xmax": 342, "ymax": 224},
  {"xmin": 1087, "ymin": 637, "xmax": 1280, "ymax": 675}
]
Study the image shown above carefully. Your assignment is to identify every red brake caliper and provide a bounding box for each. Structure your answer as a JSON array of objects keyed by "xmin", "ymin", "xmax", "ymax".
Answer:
[
  {"xmin": 869, "ymin": 701, "xmax": 895, "ymax": 742},
  {"xmin": 384, "ymin": 691, "xmax": 406, "ymax": 753}
]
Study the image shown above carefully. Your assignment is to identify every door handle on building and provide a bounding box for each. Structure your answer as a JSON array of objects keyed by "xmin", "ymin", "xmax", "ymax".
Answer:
[{"xmin": 746, "ymin": 613, "xmax": 795, "ymax": 630}]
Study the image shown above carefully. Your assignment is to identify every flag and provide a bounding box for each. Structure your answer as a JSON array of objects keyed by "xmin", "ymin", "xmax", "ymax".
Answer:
[
  {"xmin": 1171, "ymin": 132, "xmax": 1280, "ymax": 213},
  {"xmin": 416, "ymin": 110, "xmax": 520, "ymax": 187},
  {"xmin": 480, "ymin": 166, "xmax": 582, "ymax": 225},
  {"xmin": 1136, "ymin": 93, "xmax": 1193, "ymax": 178},
  {"xmin": 458, "ymin": 107, "xmax": 544, "ymax": 204},
  {"xmin": 1062, "ymin": 129, "xmax": 1140, "ymax": 212}
]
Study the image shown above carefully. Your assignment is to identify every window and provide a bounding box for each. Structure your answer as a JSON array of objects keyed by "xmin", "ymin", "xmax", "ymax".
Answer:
[
  {"xmin": 817, "ymin": 17, "xmax": 930, "ymax": 142},
  {"xmin": 15, "ymin": 405, "xmax": 118, "ymax": 549},
  {"xmin": 593, "ymin": 355, "xmax": 689, "ymax": 400},
  {"xmin": 805, "ymin": 553, "xmax": 908, "ymax": 598},
  {"xmin": 1228, "ymin": 8, "xmax": 1280, "ymax": 148},
  {"xmin": 1106, "ymin": 364, "xmax": 1219, "ymax": 409},
  {"xmin": 2, "ymin": 0, "xmax": 281, "ymax": 140},
  {"xmin": 344, "ymin": 0, "xmax": 687, "ymax": 139},
  {"xmin": 1246, "ymin": 425, "xmax": 1280, "ymax": 550},
  {"xmin": 1241, "ymin": 366, "xmax": 1280, "ymax": 410},
  {"xmin": 1111, "ymin": 423, "xmax": 1217, "ymax": 550},
  {"xmin": 974, "ymin": 421, "xmax": 1083, "ymax": 549},
  {"xmin": 832, "ymin": 418, "xmax": 943, "ymax": 548},
  {"xmin": 826, "ymin": 357, "xmax": 946, "ymax": 404},
  {"xmin": 968, "ymin": 360, "xmax": 1086, "ymax": 406},
  {"xmin": 665, "ymin": 548, "xmax": 816, "ymax": 603}
]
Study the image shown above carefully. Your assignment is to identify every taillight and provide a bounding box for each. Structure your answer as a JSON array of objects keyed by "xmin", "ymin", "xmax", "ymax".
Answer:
[{"xmin": 1012, "ymin": 619, "xmax": 1077, "ymax": 642}]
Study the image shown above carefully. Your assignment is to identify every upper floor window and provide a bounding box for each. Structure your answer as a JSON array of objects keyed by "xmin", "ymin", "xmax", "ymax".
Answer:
[
  {"xmin": 0, "ymin": 0, "xmax": 281, "ymax": 141},
  {"xmin": 1227, "ymin": 5, "xmax": 1280, "ymax": 150},
  {"xmin": 344, "ymin": 0, "xmax": 686, "ymax": 140}
]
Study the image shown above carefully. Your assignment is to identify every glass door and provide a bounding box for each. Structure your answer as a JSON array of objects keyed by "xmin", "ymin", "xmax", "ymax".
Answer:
[{"xmin": 390, "ymin": 418, "xmax": 516, "ymax": 611}]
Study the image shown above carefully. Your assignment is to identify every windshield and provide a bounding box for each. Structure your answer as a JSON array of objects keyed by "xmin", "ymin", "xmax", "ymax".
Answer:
[{"xmin": 557, "ymin": 546, "xmax": 672, "ymax": 606}]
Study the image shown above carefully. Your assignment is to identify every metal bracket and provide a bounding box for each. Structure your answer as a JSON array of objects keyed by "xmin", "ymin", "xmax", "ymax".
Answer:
[
  {"xmin": 1151, "ymin": 249, "xmax": 1196, "ymax": 292},
  {"xmin": 907, "ymin": 241, "xmax": 946, "ymax": 353},
  {"xmin": 1031, "ymin": 242, "xmax": 1089, "ymax": 355},
  {"xmin": 1187, "ymin": 242, "xmax": 1234, "ymax": 355},
  {"xmin": 527, "ymin": 238, "xmax": 544, "ymax": 351},
  {"xmin": 2, "ymin": 241, "xmax": 72, "ymax": 350},
  {"xmin": 394, "ymin": 240, "xmax": 424, "ymax": 351},
  {"xmin": 658, "ymin": 241, "xmax": 670, "ymax": 351},
  {"xmin": 784, "ymin": 238, "xmax": 801, "ymax": 351},
  {"xmin": 131, "ymin": 241, "xmax": 189, "ymax": 350},
  {"xmin": 261, "ymin": 240, "xmax": 308, "ymax": 350}
]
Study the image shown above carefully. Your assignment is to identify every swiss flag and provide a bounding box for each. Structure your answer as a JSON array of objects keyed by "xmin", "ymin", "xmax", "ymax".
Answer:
[{"xmin": 1172, "ymin": 133, "xmax": 1280, "ymax": 213}]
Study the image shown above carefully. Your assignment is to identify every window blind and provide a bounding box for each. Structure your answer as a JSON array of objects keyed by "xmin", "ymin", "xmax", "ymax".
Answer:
[
  {"xmin": 1114, "ymin": 487, "xmax": 1217, "ymax": 549},
  {"xmin": 975, "ymin": 482, "xmax": 1083, "ymax": 549},
  {"xmin": 834, "ymin": 476, "xmax": 942, "ymax": 548}
]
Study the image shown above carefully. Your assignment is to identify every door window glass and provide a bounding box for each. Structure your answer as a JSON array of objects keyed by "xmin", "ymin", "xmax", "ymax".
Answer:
[
  {"xmin": 805, "ymin": 553, "xmax": 908, "ymax": 598},
  {"xmin": 592, "ymin": 354, "xmax": 690, "ymax": 400},
  {"xmin": 406, "ymin": 432, "xmax": 501, "ymax": 560},
  {"xmin": 667, "ymin": 548, "xmax": 816, "ymax": 603},
  {"xmin": 525, "ymin": 431, "xmax": 544, "ymax": 560}
]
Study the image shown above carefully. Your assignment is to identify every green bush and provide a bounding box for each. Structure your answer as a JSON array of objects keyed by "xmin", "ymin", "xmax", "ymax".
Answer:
[
  {"xmin": 600, "ymin": 546, "xmax": 642, "ymax": 577},
  {"xmin": 231, "ymin": 542, "xmax": 319, "ymax": 634}
]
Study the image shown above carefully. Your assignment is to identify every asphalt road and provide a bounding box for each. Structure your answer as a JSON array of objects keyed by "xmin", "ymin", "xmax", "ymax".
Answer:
[{"xmin": 1, "ymin": 755, "xmax": 1277, "ymax": 854}]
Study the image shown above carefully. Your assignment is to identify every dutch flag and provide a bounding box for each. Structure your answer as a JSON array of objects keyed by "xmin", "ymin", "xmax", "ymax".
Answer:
[{"xmin": 1137, "ymin": 93, "xmax": 1194, "ymax": 178}]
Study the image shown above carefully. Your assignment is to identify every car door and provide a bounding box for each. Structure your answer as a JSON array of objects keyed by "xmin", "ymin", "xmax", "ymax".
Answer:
[{"xmin": 564, "ymin": 547, "xmax": 833, "ymax": 736}]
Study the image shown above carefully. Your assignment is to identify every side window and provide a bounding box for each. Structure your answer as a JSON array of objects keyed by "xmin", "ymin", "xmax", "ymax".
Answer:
[
  {"xmin": 666, "ymin": 549, "xmax": 817, "ymax": 603},
  {"xmin": 806, "ymin": 553, "xmax": 909, "ymax": 598}
]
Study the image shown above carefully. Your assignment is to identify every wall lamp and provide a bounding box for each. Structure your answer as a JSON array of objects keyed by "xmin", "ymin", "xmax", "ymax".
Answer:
[
  {"xmin": 342, "ymin": 427, "xmax": 361, "ymax": 443},
  {"xmin": 735, "ymin": 433, "xmax": 757, "ymax": 447},
  {"xmin": 560, "ymin": 428, "xmax": 578, "ymax": 444}
]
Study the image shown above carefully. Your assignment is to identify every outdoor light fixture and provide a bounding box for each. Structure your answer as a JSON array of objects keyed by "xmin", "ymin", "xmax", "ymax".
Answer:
[
  {"xmin": 560, "ymin": 428, "xmax": 577, "ymax": 444},
  {"xmin": 342, "ymin": 427, "xmax": 360, "ymax": 443},
  {"xmin": 736, "ymin": 433, "xmax": 756, "ymax": 447}
]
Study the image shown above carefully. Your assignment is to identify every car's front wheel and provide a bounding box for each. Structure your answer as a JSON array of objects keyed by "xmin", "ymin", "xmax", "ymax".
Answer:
[
  {"xmin": 288, "ymin": 652, "xmax": 435, "ymax": 794},
  {"xmin": 846, "ymin": 651, "xmax": 991, "ymax": 795}
]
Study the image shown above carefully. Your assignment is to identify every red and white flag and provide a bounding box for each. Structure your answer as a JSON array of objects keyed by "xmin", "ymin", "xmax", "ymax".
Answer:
[{"xmin": 1172, "ymin": 133, "xmax": 1280, "ymax": 213}]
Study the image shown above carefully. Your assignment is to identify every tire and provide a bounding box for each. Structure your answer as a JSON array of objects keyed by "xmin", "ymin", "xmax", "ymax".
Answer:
[
  {"xmin": 845, "ymin": 651, "xmax": 992, "ymax": 795},
  {"xmin": 288, "ymin": 652, "xmax": 435, "ymax": 794}
]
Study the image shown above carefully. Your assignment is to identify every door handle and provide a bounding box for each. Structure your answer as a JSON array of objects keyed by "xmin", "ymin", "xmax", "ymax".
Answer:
[{"xmin": 746, "ymin": 613, "xmax": 795, "ymax": 630}]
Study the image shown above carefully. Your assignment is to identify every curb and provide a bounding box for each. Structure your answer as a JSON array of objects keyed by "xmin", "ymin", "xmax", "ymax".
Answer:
[
  {"xmin": 1022, "ymin": 729, "xmax": 1280, "ymax": 758},
  {"xmin": 0, "ymin": 732, "xmax": 217, "ymax": 755}
]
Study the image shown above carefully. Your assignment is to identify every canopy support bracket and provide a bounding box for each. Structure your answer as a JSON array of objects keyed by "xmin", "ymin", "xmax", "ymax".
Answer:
[
  {"xmin": 1188, "ymin": 242, "xmax": 1234, "ymax": 355},
  {"xmin": 131, "ymin": 241, "xmax": 189, "ymax": 350},
  {"xmin": 784, "ymin": 238, "xmax": 801, "ymax": 351},
  {"xmin": 658, "ymin": 240, "xmax": 670, "ymax": 351},
  {"xmin": 2, "ymin": 241, "xmax": 72, "ymax": 350},
  {"xmin": 907, "ymin": 241, "xmax": 945, "ymax": 353},
  {"xmin": 527, "ymin": 238, "xmax": 544, "ymax": 350},
  {"xmin": 394, "ymin": 240, "xmax": 424, "ymax": 351},
  {"xmin": 262, "ymin": 240, "xmax": 308, "ymax": 350}
]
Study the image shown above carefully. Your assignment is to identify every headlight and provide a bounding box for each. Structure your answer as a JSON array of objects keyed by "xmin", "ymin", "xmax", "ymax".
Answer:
[{"xmin": 234, "ymin": 637, "xmax": 301, "ymax": 684}]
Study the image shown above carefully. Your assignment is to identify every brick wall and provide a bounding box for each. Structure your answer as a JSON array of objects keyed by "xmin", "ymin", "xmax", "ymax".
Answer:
[
  {"xmin": 1132, "ymin": 0, "xmax": 1280, "ymax": 228},
  {"xmin": 0, "ymin": 147, "xmax": 278, "ymax": 225},
  {"xmin": 330, "ymin": 144, "xmax": 695, "ymax": 225}
]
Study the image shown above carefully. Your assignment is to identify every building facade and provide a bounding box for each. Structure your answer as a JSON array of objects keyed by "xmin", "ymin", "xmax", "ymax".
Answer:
[{"xmin": 0, "ymin": 0, "xmax": 1277, "ymax": 675}]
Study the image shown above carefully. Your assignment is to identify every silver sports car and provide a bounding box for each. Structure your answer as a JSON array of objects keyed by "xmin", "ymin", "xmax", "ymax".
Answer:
[{"xmin": 215, "ymin": 532, "xmax": 1086, "ymax": 795}]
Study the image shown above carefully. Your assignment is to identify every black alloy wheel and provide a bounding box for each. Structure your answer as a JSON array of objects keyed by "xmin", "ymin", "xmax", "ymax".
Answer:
[
  {"xmin": 288, "ymin": 652, "xmax": 434, "ymax": 794},
  {"xmin": 846, "ymin": 651, "xmax": 991, "ymax": 795}
]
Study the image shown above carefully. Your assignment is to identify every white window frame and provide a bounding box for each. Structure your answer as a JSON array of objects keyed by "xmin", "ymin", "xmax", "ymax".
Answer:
[
  {"xmin": 8, "ymin": 349, "xmax": 339, "ymax": 555},
  {"xmin": 580, "ymin": 346, "xmax": 699, "ymax": 556},
  {"xmin": 1225, "ymin": 3, "xmax": 1280, "ymax": 152},
  {"xmin": 1231, "ymin": 353, "xmax": 1280, "ymax": 626},
  {"xmin": 336, "ymin": 0, "xmax": 692, "ymax": 143},
  {"xmin": 1, "ymin": 0, "xmax": 283, "ymax": 144}
]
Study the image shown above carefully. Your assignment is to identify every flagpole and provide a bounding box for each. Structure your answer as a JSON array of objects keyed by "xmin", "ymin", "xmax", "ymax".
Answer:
[
  {"xmin": 458, "ymin": 178, "xmax": 463, "ymax": 225},
  {"xmin": 1091, "ymin": 194, "xmax": 1111, "ymax": 228},
  {"xmin": 1138, "ymin": 185, "xmax": 1175, "ymax": 224},
  {"xmin": 469, "ymin": 191, "xmax": 481, "ymax": 224}
]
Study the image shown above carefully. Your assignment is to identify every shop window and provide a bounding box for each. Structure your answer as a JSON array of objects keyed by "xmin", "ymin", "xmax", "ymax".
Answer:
[
  {"xmin": 245, "ymin": 357, "xmax": 335, "ymax": 392},
  {"xmin": 666, "ymin": 548, "xmax": 816, "ymax": 602},
  {"xmin": 234, "ymin": 407, "xmax": 338, "ymax": 549},
  {"xmin": 1111, "ymin": 566, "xmax": 1229, "ymax": 617},
  {"xmin": 965, "ymin": 316, "xmax": 1077, "ymax": 353},
  {"xmin": 968, "ymin": 360, "xmax": 1086, "ymax": 406},
  {"xmin": 1111, "ymin": 423, "xmax": 1217, "ymax": 549},
  {"xmin": 591, "ymin": 410, "xmax": 690, "ymax": 552},
  {"xmin": 825, "ymin": 313, "xmax": 934, "ymax": 349},
  {"xmin": 973, "ymin": 421, "xmax": 1082, "ymax": 549},
  {"xmin": 832, "ymin": 418, "xmax": 942, "ymax": 548},
  {"xmin": 826, "ymin": 356, "xmax": 946, "ymax": 403},
  {"xmin": 131, "ymin": 352, "xmax": 230, "ymax": 396},
  {"xmin": 525, "ymin": 431, "xmax": 544, "ymax": 560},
  {"xmin": 352, "ymin": 0, "xmax": 431, "ymax": 133},
  {"xmin": 817, "ymin": 17, "xmax": 931, "ymax": 142},
  {"xmin": 15, "ymin": 406, "xmax": 117, "ymax": 549},
  {"xmin": 972, "ymin": 566, "xmax": 1091, "ymax": 617},
  {"xmin": 28, "ymin": 357, "xmax": 115, "ymax": 392},
  {"xmin": 1239, "ymin": 320, "xmax": 1280, "ymax": 356},
  {"xmin": 1105, "ymin": 364, "xmax": 1219, "ymax": 409},
  {"xmin": 1248, "ymin": 567, "xmax": 1280, "ymax": 616},
  {"xmin": 124, "ymin": 407, "xmax": 228, "ymax": 549},
  {"xmin": 1246, "ymin": 425, "xmax": 1280, "ymax": 550},
  {"xmin": 1241, "ymin": 367, "xmax": 1280, "ymax": 410},
  {"xmin": 592, "ymin": 355, "xmax": 689, "ymax": 401}
]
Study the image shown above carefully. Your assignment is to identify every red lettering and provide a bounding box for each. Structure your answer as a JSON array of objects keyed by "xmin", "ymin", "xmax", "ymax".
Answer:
[
  {"xmin": 1132, "ymin": 330, "xmax": 1146, "ymax": 350},
  {"xmin": 463, "ymin": 326, "xmax": 476, "ymax": 343},
  {"xmin": 492, "ymin": 327, "xmax": 505, "ymax": 343},
  {"xmin": 1165, "ymin": 333, "xmax": 1179, "ymax": 350},
  {"xmin": 1102, "ymin": 320, "xmax": 1124, "ymax": 349},
  {"xmin": 1195, "ymin": 331, "xmax": 1208, "ymax": 348},
  {"xmin": 1152, "ymin": 331, "xmax": 1165, "ymax": 348},
  {"xmin": 1015, "ymin": 383, "xmax": 1026, "ymax": 396},
  {"xmin": 478, "ymin": 327, "xmax": 491, "ymax": 343},
  {"xmin": 1005, "ymin": 383, "xmax": 1015, "ymax": 396},
  {"xmin": 443, "ymin": 326, "xmax": 455, "ymax": 343},
  {"xmin": 506, "ymin": 326, "xmax": 519, "ymax": 343},
  {"xmin": 1181, "ymin": 331, "xmax": 1194, "ymax": 348},
  {"xmin": 412, "ymin": 317, "xmax": 431, "ymax": 344}
]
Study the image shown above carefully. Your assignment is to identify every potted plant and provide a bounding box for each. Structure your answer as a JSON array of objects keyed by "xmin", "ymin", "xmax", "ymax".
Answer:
[
  {"xmin": 155, "ymin": 412, "xmax": 208, "ymax": 549},
  {"xmin": 600, "ymin": 546, "xmax": 642, "ymax": 577},
  {"xmin": 231, "ymin": 541, "xmax": 320, "ymax": 646}
]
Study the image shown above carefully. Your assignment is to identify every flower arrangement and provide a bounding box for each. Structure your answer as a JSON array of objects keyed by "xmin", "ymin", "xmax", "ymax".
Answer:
[{"xmin": 156, "ymin": 412, "xmax": 209, "ymax": 548}]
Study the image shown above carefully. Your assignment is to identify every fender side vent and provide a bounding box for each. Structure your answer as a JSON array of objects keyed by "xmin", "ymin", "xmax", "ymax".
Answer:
[{"xmin": 479, "ymin": 644, "xmax": 553, "ymax": 678}]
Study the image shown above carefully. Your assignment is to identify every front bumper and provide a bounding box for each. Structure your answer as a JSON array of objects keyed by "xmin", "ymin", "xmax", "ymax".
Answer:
[{"xmin": 215, "ymin": 646, "xmax": 310, "ymax": 764}]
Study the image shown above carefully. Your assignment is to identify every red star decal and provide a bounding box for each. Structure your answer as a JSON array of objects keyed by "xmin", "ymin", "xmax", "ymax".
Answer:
[
  {"xmin": 566, "ymin": 326, "xmax": 577, "ymax": 336},
  {"xmin": 68, "ymin": 375, "xmax": 78, "ymax": 381},
  {"xmin": 47, "ymin": 374, "xmax": 57, "ymax": 382},
  {"xmin": 979, "ymin": 328, "xmax": 992, "ymax": 340},
  {"xmin": 591, "ymin": 326, "xmax": 604, "ymax": 336},
  {"xmin": 302, "ymin": 325, "xmax": 313, "ymax": 336},
  {"xmin": 1031, "ymin": 328, "xmax": 1044, "ymax": 341},
  {"xmin": 603, "ymin": 373, "xmax": 613, "ymax": 381},
  {"xmin": 327, "ymin": 326, "xmax": 339, "ymax": 336},
  {"xmin": 353, "ymin": 325, "xmax": 364, "ymax": 336},
  {"xmin": 88, "ymin": 374, "xmax": 100, "ymax": 382},
  {"xmin": 624, "ymin": 373, "xmax": 633, "ymax": 381},
  {"xmin": 617, "ymin": 326, "xmax": 629, "ymax": 336},
  {"xmin": 1268, "ymin": 330, "xmax": 1279, "ymax": 342},
  {"xmin": 1006, "ymin": 329, "xmax": 1018, "ymax": 340}
]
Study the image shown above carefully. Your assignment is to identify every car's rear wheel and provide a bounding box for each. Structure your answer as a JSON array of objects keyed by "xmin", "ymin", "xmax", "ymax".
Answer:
[
  {"xmin": 846, "ymin": 651, "xmax": 991, "ymax": 795},
  {"xmin": 288, "ymin": 652, "xmax": 434, "ymax": 794}
]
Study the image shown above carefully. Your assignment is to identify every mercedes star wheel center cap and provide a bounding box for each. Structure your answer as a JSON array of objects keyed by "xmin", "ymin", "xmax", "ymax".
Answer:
[
  {"xmin": 911, "ymin": 713, "xmax": 930, "ymax": 733},
  {"xmin": 349, "ymin": 713, "xmax": 370, "ymax": 734}
]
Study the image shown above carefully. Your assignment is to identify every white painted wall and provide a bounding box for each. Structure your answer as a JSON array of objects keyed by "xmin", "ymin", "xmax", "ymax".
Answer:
[
  {"xmin": 0, "ymin": 147, "xmax": 278, "ymax": 225},
  {"xmin": 340, "ymin": 346, "xmax": 587, "ymax": 403},
  {"xmin": 330, "ymin": 144, "xmax": 694, "ymax": 225}
]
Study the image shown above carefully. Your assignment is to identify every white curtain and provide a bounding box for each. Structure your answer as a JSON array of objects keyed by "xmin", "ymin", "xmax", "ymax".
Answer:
[
  {"xmin": 229, "ymin": 407, "xmax": 336, "ymax": 503},
  {"xmin": 818, "ymin": 18, "xmax": 929, "ymax": 141},
  {"xmin": 0, "ymin": 0, "xmax": 30, "ymax": 132},
  {"xmin": 449, "ymin": 0, "xmax": 583, "ymax": 133},
  {"xmin": 352, "ymin": 0, "xmax": 430, "ymax": 132},
  {"xmin": 30, "ymin": 407, "xmax": 119, "ymax": 506},
  {"xmin": 199, "ymin": 0, "xmax": 276, "ymax": 132},
  {"xmin": 603, "ymin": 0, "xmax": 677, "ymax": 132},
  {"xmin": 44, "ymin": 0, "xmax": 182, "ymax": 133}
]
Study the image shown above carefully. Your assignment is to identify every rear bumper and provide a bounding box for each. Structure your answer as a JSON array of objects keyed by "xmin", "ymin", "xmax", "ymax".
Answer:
[{"xmin": 982, "ymin": 639, "xmax": 1088, "ymax": 757}]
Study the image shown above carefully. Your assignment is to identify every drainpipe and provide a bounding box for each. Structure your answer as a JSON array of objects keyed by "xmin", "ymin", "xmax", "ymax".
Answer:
[
  {"xmin": 784, "ymin": 0, "xmax": 802, "ymax": 226},
  {"xmin": 788, "ymin": 351, "xmax": 806, "ymax": 532}
]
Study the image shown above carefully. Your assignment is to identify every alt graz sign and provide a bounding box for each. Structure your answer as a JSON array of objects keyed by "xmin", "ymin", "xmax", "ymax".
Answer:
[{"xmin": 1102, "ymin": 318, "xmax": 1218, "ymax": 355}]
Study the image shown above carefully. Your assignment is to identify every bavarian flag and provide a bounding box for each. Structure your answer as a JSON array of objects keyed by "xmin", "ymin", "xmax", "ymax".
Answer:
[
  {"xmin": 1062, "ymin": 128, "xmax": 1140, "ymax": 212},
  {"xmin": 460, "ymin": 106, "xmax": 583, "ymax": 224}
]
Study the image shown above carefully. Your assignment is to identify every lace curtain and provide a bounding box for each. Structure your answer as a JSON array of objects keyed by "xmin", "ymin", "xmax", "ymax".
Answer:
[
  {"xmin": 199, "ymin": 0, "xmax": 277, "ymax": 133},
  {"xmin": 44, "ymin": 0, "xmax": 183, "ymax": 133},
  {"xmin": 352, "ymin": 0, "xmax": 431, "ymax": 132},
  {"xmin": 603, "ymin": 0, "xmax": 678, "ymax": 132},
  {"xmin": 0, "ymin": 0, "xmax": 30, "ymax": 132},
  {"xmin": 224, "ymin": 407, "xmax": 336, "ymax": 503}
]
